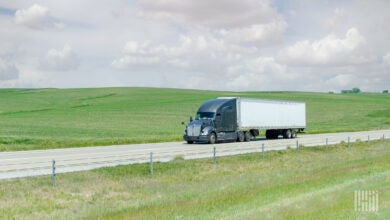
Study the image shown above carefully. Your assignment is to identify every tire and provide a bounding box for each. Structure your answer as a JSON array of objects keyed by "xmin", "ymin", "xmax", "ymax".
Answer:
[
  {"xmin": 283, "ymin": 129, "xmax": 292, "ymax": 139},
  {"xmin": 187, "ymin": 140, "xmax": 194, "ymax": 144},
  {"xmin": 209, "ymin": 132, "xmax": 216, "ymax": 144},
  {"xmin": 291, "ymin": 130, "xmax": 296, "ymax": 139},
  {"xmin": 244, "ymin": 131, "xmax": 251, "ymax": 142},
  {"xmin": 250, "ymin": 129, "xmax": 259, "ymax": 137},
  {"xmin": 237, "ymin": 131, "xmax": 244, "ymax": 142}
]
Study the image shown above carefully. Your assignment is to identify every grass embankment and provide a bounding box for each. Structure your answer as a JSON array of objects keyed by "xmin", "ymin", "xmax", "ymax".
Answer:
[
  {"xmin": 0, "ymin": 87, "xmax": 389, "ymax": 151},
  {"xmin": 0, "ymin": 140, "xmax": 389, "ymax": 219}
]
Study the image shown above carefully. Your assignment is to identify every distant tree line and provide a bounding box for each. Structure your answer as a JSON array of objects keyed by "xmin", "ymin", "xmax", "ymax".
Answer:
[
  {"xmin": 341, "ymin": 87, "xmax": 361, "ymax": 94},
  {"xmin": 339, "ymin": 88, "xmax": 388, "ymax": 94}
]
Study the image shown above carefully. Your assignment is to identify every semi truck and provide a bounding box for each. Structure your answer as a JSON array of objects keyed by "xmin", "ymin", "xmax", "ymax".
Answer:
[{"xmin": 183, "ymin": 97, "xmax": 306, "ymax": 144}]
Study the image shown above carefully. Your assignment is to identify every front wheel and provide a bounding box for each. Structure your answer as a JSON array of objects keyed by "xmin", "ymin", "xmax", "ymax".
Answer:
[
  {"xmin": 209, "ymin": 132, "xmax": 216, "ymax": 144},
  {"xmin": 187, "ymin": 140, "xmax": 194, "ymax": 144}
]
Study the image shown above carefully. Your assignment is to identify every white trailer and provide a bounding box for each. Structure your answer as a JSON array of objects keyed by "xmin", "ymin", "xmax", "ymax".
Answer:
[
  {"xmin": 237, "ymin": 98, "xmax": 306, "ymax": 129},
  {"xmin": 183, "ymin": 97, "xmax": 306, "ymax": 144}
]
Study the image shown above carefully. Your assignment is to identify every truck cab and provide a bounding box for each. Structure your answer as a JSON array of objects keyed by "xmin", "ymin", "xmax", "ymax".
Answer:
[{"xmin": 184, "ymin": 98, "xmax": 245, "ymax": 144}]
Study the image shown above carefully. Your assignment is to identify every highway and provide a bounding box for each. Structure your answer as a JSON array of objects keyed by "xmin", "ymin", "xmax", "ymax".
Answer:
[{"xmin": 1, "ymin": 129, "xmax": 389, "ymax": 180}]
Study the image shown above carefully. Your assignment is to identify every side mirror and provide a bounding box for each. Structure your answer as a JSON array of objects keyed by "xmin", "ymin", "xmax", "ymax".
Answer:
[
  {"xmin": 190, "ymin": 116, "xmax": 193, "ymax": 122},
  {"xmin": 181, "ymin": 121, "xmax": 185, "ymax": 125}
]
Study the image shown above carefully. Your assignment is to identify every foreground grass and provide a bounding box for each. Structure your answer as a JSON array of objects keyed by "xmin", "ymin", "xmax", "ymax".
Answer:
[
  {"xmin": 0, "ymin": 140, "xmax": 389, "ymax": 219},
  {"xmin": 0, "ymin": 87, "xmax": 389, "ymax": 151}
]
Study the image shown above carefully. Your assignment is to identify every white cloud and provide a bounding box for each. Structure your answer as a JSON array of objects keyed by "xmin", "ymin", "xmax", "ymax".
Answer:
[
  {"xmin": 278, "ymin": 28, "xmax": 375, "ymax": 66},
  {"xmin": 112, "ymin": 40, "xmax": 184, "ymax": 69},
  {"xmin": 0, "ymin": 58, "xmax": 19, "ymax": 81},
  {"xmin": 13, "ymin": 3, "xmax": 65, "ymax": 30},
  {"xmin": 138, "ymin": 0, "xmax": 287, "ymax": 44},
  {"xmin": 14, "ymin": 4, "xmax": 50, "ymax": 29},
  {"xmin": 225, "ymin": 57, "xmax": 294, "ymax": 90},
  {"xmin": 112, "ymin": 35, "xmax": 253, "ymax": 71},
  {"xmin": 325, "ymin": 74, "xmax": 354, "ymax": 88},
  {"xmin": 1, "ymin": 1, "xmax": 388, "ymax": 92},
  {"xmin": 138, "ymin": 0, "xmax": 279, "ymax": 28},
  {"xmin": 383, "ymin": 53, "xmax": 390, "ymax": 65},
  {"xmin": 223, "ymin": 21, "xmax": 287, "ymax": 45},
  {"xmin": 44, "ymin": 45, "xmax": 80, "ymax": 71}
]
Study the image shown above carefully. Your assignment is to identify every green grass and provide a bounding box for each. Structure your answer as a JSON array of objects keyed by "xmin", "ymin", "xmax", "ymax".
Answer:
[
  {"xmin": 0, "ymin": 87, "xmax": 389, "ymax": 151},
  {"xmin": 0, "ymin": 140, "xmax": 388, "ymax": 219}
]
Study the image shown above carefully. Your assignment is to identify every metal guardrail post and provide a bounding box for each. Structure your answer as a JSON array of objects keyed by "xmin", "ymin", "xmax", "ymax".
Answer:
[
  {"xmin": 213, "ymin": 146, "xmax": 216, "ymax": 164},
  {"xmin": 326, "ymin": 138, "xmax": 328, "ymax": 149},
  {"xmin": 150, "ymin": 152, "xmax": 153, "ymax": 175},
  {"xmin": 296, "ymin": 140, "xmax": 299, "ymax": 151},
  {"xmin": 262, "ymin": 144, "xmax": 264, "ymax": 159},
  {"xmin": 52, "ymin": 160, "xmax": 56, "ymax": 187}
]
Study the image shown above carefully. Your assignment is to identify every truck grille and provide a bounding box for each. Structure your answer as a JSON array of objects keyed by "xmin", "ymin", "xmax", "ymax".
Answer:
[{"xmin": 187, "ymin": 124, "xmax": 201, "ymax": 136}]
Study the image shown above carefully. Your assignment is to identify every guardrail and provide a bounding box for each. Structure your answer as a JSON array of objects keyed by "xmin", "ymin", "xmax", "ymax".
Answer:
[{"xmin": 0, "ymin": 131, "xmax": 388, "ymax": 181}]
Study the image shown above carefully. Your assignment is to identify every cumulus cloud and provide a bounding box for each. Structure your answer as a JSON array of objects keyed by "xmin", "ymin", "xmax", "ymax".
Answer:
[
  {"xmin": 43, "ymin": 45, "xmax": 80, "ymax": 71},
  {"xmin": 14, "ymin": 4, "xmax": 50, "ymax": 29},
  {"xmin": 278, "ymin": 28, "xmax": 375, "ymax": 66},
  {"xmin": 14, "ymin": 4, "xmax": 65, "ymax": 30},
  {"xmin": 112, "ymin": 35, "xmax": 253, "ymax": 71},
  {"xmin": 112, "ymin": 40, "xmax": 184, "ymax": 69},
  {"xmin": 222, "ymin": 21, "xmax": 287, "ymax": 45},
  {"xmin": 112, "ymin": 35, "xmax": 297, "ymax": 90},
  {"xmin": 138, "ymin": 0, "xmax": 286, "ymax": 44},
  {"xmin": 2, "ymin": 1, "xmax": 388, "ymax": 92},
  {"xmin": 383, "ymin": 52, "xmax": 390, "ymax": 65},
  {"xmin": 0, "ymin": 58, "xmax": 19, "ymax": 81},
  {"xmin": 225, "ymin": 57, "xmax": 295, "ymax": 90},
  {"xmin": 325, "ymin": 73, "xmax": 355, "ymax": 88},
  {"xmin": 139, "ymin": 0, "xmax": 280, "ymax": 27}
]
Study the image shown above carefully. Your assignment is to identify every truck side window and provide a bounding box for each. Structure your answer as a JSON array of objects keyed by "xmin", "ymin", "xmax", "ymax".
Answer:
[{"xmin": 223, "ymin": 106, "xmax": 232, "ymax": 111}]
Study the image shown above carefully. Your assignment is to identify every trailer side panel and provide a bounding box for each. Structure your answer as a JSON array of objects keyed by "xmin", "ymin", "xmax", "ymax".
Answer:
[{"xmin": 237, "ymin": 98, "xmax": 306, "ymax": 130}]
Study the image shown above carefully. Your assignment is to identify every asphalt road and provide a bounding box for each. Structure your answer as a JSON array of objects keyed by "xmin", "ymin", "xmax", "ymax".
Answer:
[{"xmin": 1, "ymin": 129, "xmax": 389, "ymax": 180}]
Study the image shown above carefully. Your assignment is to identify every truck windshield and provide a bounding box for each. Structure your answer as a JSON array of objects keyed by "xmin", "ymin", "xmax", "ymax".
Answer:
[{"xmin": 196, "ymin": 112, "xmax": 215, "ymax": 120}]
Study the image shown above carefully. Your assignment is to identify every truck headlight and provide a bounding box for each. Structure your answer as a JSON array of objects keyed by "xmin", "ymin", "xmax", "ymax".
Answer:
[{"xmin": 201, "ymin": 129, "xmax": 209, "ymax": 135}]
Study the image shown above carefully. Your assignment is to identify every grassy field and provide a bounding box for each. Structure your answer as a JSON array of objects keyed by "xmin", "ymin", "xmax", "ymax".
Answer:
[
  {"xmin": 0, "ymin": 87, "xmax": 389, "ymax": 151},
  {"xmin": 0, "ymin": 140, "xmax": 388, "ymax": 219}
]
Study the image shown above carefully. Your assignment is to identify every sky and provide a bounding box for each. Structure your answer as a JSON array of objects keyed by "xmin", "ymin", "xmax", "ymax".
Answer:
[{"xmin": 0, "ymin": 0, "xmax": 389, "ymax": 92}]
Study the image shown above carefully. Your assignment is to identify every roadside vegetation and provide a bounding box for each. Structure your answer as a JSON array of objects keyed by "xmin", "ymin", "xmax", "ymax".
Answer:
[
  {"xmin": 0, "ymin": 87, "xmax": 389, "ymax": 151},
  {"xmin": 0, "ymin": 139, "xmax": 388, "ymax": 219}
]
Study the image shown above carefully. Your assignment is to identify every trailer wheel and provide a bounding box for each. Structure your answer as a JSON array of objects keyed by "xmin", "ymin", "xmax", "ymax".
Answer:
[
  {"xmin": 283, "ymin": 129, "xmax": 292, "ymax": 139},
  {"xmin": 237, "ymin": 131, "xmax": 245, "ymax": 142},
  {"xmin": 291, "ymin": 130, "xmax": 296, "ymax": 138},
  {"xmin": 244, "ymin": 131, "xmax": 251, "ymax": 142},
  {"xmin": 209, "ymin": 132, "xmax": 216, "ymax": 144}
]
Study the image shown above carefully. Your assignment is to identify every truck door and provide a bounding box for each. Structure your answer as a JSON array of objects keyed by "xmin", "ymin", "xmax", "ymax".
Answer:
[
  {"xmin": 222, "ymin": 106, "xmax": 235, "ymax": 132},
  {"xmin": 215, "ymin": 113, "xmax": 223, "ymax": 132}
]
